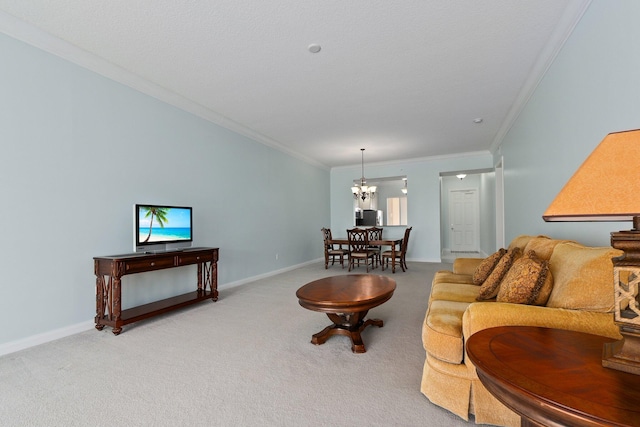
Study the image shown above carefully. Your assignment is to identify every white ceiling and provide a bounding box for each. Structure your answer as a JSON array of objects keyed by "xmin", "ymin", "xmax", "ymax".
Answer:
[{"xmin": 0, "ymin": 0, "xmax": 590, "ymax": 168}]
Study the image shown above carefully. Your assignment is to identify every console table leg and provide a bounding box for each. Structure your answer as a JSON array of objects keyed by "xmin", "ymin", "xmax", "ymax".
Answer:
[
  {"xmin": 211, "ymin": 261, "xmax": 218, "ymax": 301},
  {"xmin": 202, "ymin": 261, "xmax": 218, "ymax": 301},
  {"xmin": 112, "ymin": 277, "xmax": 122, "ymax": 328},
  {"xmin": 95, "ymin": 274, "xmax": 105, "ymax": 330}
]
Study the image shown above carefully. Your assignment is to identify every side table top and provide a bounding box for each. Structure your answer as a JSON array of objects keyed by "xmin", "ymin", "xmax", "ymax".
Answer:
[{"xmin": 466, "ymin": 326, "xmax": 640, "ymax": 427}]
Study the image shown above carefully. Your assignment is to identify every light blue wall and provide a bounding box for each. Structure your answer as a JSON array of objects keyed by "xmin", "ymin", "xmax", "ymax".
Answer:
[
  {"xmin": 498, "ymin": 0, "xmax": 640, "ymax": 247},
  {"xmin": 0, "ymin": 33, "xmax": 329, "ymax": 346},
  {"xmin": 479, "ymin": 172, "xmax": 496, "ymax": 255},
  {"xmin": 330, "ymin": 154, "xmax": 494, "ymax": 262}
]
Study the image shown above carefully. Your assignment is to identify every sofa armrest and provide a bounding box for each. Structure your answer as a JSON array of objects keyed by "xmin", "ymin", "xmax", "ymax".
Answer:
[
  {"xmin": 462, "ymin": 302, "xmax": 621, "ymax": 341},
  {"xmin": 461, "ymin": 302, "xmax": 621, "ymax": 373},
  {"xmin": 452, "ymin": 258, "xmax": 483, "ymax": 276}
]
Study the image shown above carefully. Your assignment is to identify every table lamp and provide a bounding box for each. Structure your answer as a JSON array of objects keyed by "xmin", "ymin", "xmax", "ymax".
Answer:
[{"xmin": 543, "ymin": 129, "xmax": 640, "ymax": 375}]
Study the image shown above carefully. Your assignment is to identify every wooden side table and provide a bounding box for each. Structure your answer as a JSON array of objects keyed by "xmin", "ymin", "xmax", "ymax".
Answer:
[{"xmin": 466, "ymin": 326, "xmax": 640, "ymax": 427}]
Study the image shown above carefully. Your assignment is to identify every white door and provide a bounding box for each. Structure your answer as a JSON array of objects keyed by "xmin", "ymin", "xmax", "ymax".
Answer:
[{"xmin": 449, "ymin": 189, "xmax": 479, "ymax": 252}]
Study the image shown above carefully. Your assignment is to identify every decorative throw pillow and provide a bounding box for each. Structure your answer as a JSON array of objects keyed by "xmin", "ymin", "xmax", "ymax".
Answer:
[
  {"xmin": 547, "ymin": 242, "xmax": 623, "ymax": 312},
  {"xmin": 497, "ymin": 250, "xmax": 554, "ymax": 305},
  {"xmin": 523, "ymin": 237, "xmax": 573, "ymax": 261},
  {"xmin": 477, "ymin": 247, "xmax": 522, "ymax": 300},
  {"xmin": 508, "ymin": 235, "xmax": 547, "ymax": 252},
  {"xmin": 472, "ymin": 248, "xmax": 507, "ymax": 285}
]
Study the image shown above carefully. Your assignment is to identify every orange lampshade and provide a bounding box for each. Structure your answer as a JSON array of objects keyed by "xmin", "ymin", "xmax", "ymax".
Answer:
[{"xmin": 543, "ymin": 129, "xmax": 640, "ymax": 222}]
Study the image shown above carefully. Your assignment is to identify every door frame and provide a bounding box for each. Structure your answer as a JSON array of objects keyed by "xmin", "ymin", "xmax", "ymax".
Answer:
[{"xmin": 440, "ymin": 167, "xmax": 500, "ymax": 258}]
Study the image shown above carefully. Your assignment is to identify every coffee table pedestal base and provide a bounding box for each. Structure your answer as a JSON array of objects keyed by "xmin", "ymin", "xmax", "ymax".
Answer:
[{"xmin": 311, "ymin": 310, "xmax": 382, "ymax": 353}]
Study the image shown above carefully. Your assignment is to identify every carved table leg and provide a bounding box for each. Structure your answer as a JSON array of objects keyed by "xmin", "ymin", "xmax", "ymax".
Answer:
[
  {"xmin": 310, "ymin": 310, "xmax": 384, "ymax": 353},
  {"xmin": 95, "ymin": 274, "xmax": 105, "ymax": 331},
  {"xmin": 209, "ymin": 261, "xmax": 219, "ymax": 301},
  {"xmin": 111, "ymin": 276, "xmax": 122, "ymax": 335}
]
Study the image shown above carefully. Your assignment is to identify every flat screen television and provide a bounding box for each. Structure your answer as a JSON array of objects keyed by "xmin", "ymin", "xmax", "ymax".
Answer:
[{"xmin": 133, "ymin": 204, "xmax": 193, "ymax": 253}]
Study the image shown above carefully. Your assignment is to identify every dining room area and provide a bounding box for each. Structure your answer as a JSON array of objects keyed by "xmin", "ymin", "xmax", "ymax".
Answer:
[
  {"xmin": 323, "ymin": 154, "xmax": 415, "ymax": 273},
  {"xmin": 321, "ymin": 226, "xmax": 412, "ymax": 274}
]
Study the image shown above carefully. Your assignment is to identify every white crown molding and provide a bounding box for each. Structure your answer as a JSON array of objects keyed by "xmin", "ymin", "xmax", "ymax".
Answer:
[
  {"xmin": 331, "ymin": 149, "xmax": 492, "ymax": 171},
  {"xmin": 0, "ymin": 11, "xmax": 328, "ymax": 170},
  {"xmin": 489, "ymin": 0, "xmax": 592, "ymax": 154}
]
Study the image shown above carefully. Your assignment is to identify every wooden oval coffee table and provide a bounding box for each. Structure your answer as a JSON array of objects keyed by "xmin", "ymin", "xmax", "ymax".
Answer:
[{"xmin": 296, "ymin": 274, "xmax": 396, "ymax": 353}]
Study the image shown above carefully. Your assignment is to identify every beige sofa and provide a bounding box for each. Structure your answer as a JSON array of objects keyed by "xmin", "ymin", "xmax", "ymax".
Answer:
[{"xmin": 421, "ymin": 235, "xmax": 623, "ymax": 427}]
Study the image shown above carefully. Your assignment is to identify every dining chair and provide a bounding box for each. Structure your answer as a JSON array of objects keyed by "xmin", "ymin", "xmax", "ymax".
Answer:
[
  {"xmin": 382, "ymin": 226, "xmax": 412, "ymax": 272},
  {"xmin": 366, "ymin": 226, "xmax": 383, "ymax": 268},
  {"xmin": 347, "ymin": 228, "xmax": 376, "ymax": 272},
  {"xmin": 321, "ymin": 227, "xmax": 348, "ymax": 269}
]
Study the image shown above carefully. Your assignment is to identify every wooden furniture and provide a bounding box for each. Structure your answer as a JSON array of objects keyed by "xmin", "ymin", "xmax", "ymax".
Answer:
[
  {"xmin": 321, "ymin": 227, "xmax": 348, "ymax": 269},
  {"xmin": 382, "ymin": 226, "xmax": 412, "ymax": 272},
  {"xmin": 296, "ymin": 274, "xmax": 396, "ymax": 353},
  {"xmin": 371, "ymin": 238, "xmax": 402, "ymax": 273},
  {"xmin": 366, "ymin": 226, "xmax": 383, "ymax": 267},
  {"xmin": 94, "ymin": 247, "xmax": 218, "ymax": 335},
  {"xmin": 330, "ymin": 236, "xmax": 404, "ymax": 273},
  {"xmin": 347, "ymin": 228, "xmax": 376, "ymax": 272},
  {"xmin": 466, "ymin": 326, "xmax": 640, "ymax": 427}
]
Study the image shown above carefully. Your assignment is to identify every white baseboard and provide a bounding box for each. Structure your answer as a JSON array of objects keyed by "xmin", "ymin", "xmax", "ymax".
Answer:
[
  {"xmin": 0, "ymin": 320, "xmax": 95, "ymax": 357},
  {"xmin": 405, "ymin": 257, "xmax": 443, "ymax": 263},
  {"xmin": 219, "ymin": 258, "xmax": 321, "ymax": 290}
]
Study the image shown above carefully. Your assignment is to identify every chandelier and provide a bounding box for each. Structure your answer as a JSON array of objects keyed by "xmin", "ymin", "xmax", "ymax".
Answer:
[{"xmin": 351, "ymin": 148, "xmax": 376, "ymax": 201}]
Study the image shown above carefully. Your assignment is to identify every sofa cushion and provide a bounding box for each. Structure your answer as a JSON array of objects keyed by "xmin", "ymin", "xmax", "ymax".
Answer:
[
  {"xmin": 423, "ymin": 300, "xmax": 471, "ymax": 364},
  {"xmin": 472, "ymin": 248, "xmax": 506, "ymax": 285},
  {"xmin": 430, "ymin": 282, "xmax": 481, "ymax": 304},
  {"xmin": 547, "ymin": 242, "xmax": 622, "ymax": 312},
  {"xmin": 433, "ymin": 271, "xmax": 474, "ymax": 286},
  {"xmin": 497, "ymin": 250, "xmax": 553, "ymax": 305},
  {"xmin": 477, "ymin": 247, "xmax": 522, "ymax": 300},
  {"xmin": 452, "ymin": 258, "xmax": 484, "ymax": 276}
]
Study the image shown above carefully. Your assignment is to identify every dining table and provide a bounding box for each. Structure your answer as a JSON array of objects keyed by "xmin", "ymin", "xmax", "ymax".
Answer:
[{"xmin": 329, "ymin": 237, "xmax": 403, "ymax": 273}]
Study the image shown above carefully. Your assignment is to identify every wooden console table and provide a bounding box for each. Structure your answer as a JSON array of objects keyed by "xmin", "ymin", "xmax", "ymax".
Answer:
[{"xmin": 94, "ymin": 247, "xmax": 218, "ymax": 335}]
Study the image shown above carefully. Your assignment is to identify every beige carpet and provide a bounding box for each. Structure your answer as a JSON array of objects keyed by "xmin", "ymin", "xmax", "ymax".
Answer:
[{"xmin": 0, "ymin": 261, "xmax": 485, "ymax": 426}]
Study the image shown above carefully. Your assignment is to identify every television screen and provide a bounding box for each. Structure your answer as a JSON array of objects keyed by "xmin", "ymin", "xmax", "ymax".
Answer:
[{"xmin": 134, "ymin": 204, "xmax": 193, "ymax": 253}]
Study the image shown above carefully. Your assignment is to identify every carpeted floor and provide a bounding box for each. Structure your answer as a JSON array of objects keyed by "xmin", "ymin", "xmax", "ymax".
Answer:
[{"xmin": 0, "ymin": 261, "xmax": 485, "ymax": 426}]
